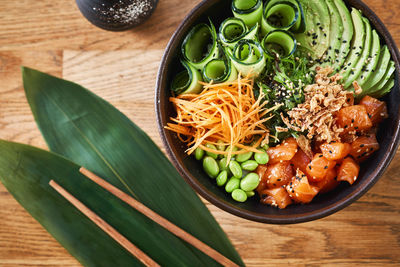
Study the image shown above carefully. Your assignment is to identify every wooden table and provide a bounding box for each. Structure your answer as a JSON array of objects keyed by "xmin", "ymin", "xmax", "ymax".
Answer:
[{"xmin": 0, "ymin": 0, "xmax": 399, "ymax": 266}]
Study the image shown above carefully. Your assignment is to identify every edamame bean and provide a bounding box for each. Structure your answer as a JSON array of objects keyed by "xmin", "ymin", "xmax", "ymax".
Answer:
[
  {"xmin": 225, "ymin": 177, "xmax": 240, "ymax": 193},
  {"xmin": 240, "ymin": 172, "xmax": 260, "ymax": 191},
  {"xmin": 218, "ymin": 158, "xmax": 230, "ymax": 172},
  {"xmin": 261, "ymin": 144, "xmax": 270, "ymax": 151},
  {"xmin": 225, "ymin": 145, "xmax": 238, "ymax": 156},
  {"xmin": 216, "ymin": 170, "xmax": 228, "ymax": 186},
  {"xmin": 195, "ymin": 147, "xmax": 204, "ymax": 160},
  {"xmin": 229, "ymin": 160, "xmax": 242, "ymax": 178},
  {"xmin": 216, "ymin": 140, "xmax": 226, "ymax": 151},
  {"xmin": 241, "ymin": 160, "xmax": 258, "ymax": 171},
  {"xmin": 205, "ymin": 143, "xmax": 218, "ymax": 159},
  {"xmin": 254, "ymin": 148, "xmax": 269, "ymax": 164},
  {"xmin": 245, "ymin": 191, "xmax": 255, "ymax": 197},
  {"xmin": 235, "ymin": 151, "xmax": 253, "ymax": 162},
  {"xmin": 231, "ymin": 189, "xmax": 247, "ymax": 202},
  {"xmin": 203, "ymin": 156, "xmax": 219, "ymax": 178}
]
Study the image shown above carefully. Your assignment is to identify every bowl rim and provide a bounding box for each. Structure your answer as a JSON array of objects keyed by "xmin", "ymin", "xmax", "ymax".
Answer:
[{"xmin": 155, "ymin": 0, "xmax": 400, "ymax": 224}]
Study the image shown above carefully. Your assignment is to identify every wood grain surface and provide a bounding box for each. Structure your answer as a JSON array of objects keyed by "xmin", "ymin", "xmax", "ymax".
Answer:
[{"xmin": 0, "ymin": 0, "xmax": 399, "ymax": 266}]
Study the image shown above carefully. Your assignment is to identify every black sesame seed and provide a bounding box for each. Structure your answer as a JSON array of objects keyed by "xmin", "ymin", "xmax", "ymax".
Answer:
[
  {"xmin": 329, "ymin": 150, "xmax": 333, "ymax": 154},
  {"xmin": 360, "ymin": 144, "xmax": 365, "ymax": 147},
  {"xmin": 309, "ymin": 165, "xmax": 312, "ymax": 169},
  {"xmin": 324, "ymin": 166, "xmax": 328, "ymax": 169},
  {"xmin": 351, "ymin": 119, "xmax": 355, "ymax": 123},
  {"xmin": 319, "ymin": 155, "xmax": 323, "ymax": 158}
]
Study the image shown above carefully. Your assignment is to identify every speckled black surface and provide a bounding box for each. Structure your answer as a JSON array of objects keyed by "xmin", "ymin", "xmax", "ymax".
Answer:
[
  {"xmin": 76, "ymin": 0, "xmax": 158, "ymax": 31},
  {"xmin": 156, "ymin": 0, "xmax": 400, "ymax": 224}
]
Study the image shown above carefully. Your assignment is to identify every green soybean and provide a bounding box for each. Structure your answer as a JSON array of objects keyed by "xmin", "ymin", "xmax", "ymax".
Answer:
[
  {"xmin": 236, "ymin": 151, "xmax": 253, "ymax": 162},
  {"xmin": 225, "ymin": 177, "xmax": 240, "ymax": 193},
  {"xmin": 240, "ymin": 172, "xmax": 260, "ymax": 191},
  {"xmin": 241, "ymin": 160, "xmax": 258, "ymax": 171},
  {"xmin": 218, "ymin": 158, "xmax": 230, "ymax": 172},
  {"xmin": 254, "ymin": 148, "xmax": 269, "ymax": 164},
  {"xmin": 229, "ymin": 160, "xmax": 242, "ymax": 178},
  {"xmin": 216, "ymin": 170, "xmax": 228, "ymax": 186},
  {"xmin": 261, "ymin": 144, "xmax": 270, "ymax": 150},
  {"xmin": 205, "ymin": 143, "xmax": 218, "ymax": 159},
  {"xmin": 232, "ymin": 189, "xmax": 247, "ymax": 202},
  {"xmin": 216, "ymin": 140, "xmax": 226, "ymax": 151},
  {"xmin": 195, "ymin": 147, "xmax": 204, "ymax": 160},
  {"xmin": 225, "ymin": 145, "xmax": 238, "ymax": 156},
  {"xmin": 203, "ymin": 156, "xmax": 219, "ymax": 178},
  {"xmin": 245, "ymin": 191, "xmax": 255, "ymax": 197}
]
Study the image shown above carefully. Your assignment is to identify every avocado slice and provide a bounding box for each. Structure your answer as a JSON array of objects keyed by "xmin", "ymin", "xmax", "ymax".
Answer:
[
  {"xmin": 367, "ymin": 61, "xmax": 395, "ymax": 95},
  {"xmin": 295, "ymin": 0, "xmax": 330, "ymax": 59},
  {"xmin": 320, "ymin": 0, "xmax": 344, "ymax": 68},
  {"xmin": 344, "ymin": 16, "xmax": 372, "ymax": 89},
  {"xmin": 333, "ymin": 0, "xmax": 354, "ymax": 72},
  {"xmin": 370, "ymin": 75, "xmax": 395, "ymax": 98},
  {"xmin": 355, "ymin": 30, "xmax": 381, "ymax": 88},
  {"xmin": 341, "ymin": 9, "xmax": 365, "ymax": 85},
  {"xmin": 362, "ymin": 45, "xmax": 391, "ymax": 91}
]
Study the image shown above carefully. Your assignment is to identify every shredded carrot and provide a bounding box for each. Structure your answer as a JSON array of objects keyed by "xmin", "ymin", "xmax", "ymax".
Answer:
[{"xmin": 165, "ymin": 74, "xmax": 277, "ymax": 162}]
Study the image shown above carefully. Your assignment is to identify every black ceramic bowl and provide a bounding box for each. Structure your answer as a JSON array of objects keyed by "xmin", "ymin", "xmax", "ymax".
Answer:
[{"xmin": 156, "ymin": 0, "xmax": 400, "ymax": 224}]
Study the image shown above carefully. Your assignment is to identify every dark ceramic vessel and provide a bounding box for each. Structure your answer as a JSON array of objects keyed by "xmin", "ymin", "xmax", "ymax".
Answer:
[
  {"xmin": 156, "ymin": 0, "xmax": 400, "ymax": 224},
  {"xmin": 76, "ymin": 0, "xmax": 158, "ymax": 31}
]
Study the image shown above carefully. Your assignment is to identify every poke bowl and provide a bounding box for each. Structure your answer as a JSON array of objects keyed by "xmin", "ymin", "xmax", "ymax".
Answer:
[{"xmin": 155, "ymin": 0, "xmax": 400, "ymax": 223}]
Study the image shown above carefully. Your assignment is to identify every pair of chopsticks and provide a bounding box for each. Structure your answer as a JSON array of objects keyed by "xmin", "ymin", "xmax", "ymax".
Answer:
[{"xmin": 49, "ymin": 167, "xmax": 239, "ymax": 267}]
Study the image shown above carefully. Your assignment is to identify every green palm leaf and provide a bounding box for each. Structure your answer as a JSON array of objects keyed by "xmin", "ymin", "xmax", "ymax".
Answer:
[
  {"xmin": 22, "ymin": 67, "xmax": 243, "ymax": 266},
  {"xmin": 0, "ymin": 140, "xmax": 198, "ymax": 266}
]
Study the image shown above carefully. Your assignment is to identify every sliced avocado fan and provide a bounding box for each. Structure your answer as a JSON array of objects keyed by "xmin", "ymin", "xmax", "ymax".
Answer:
[
  {"xmin": 343, "ymin": 16, "xmax": 372, "ymax": 89},
  {"xmin": 367, "ymin": 61, "xmax": 395, "ymax": 96},
  {"xmin": 320, "ymin": 0, "xmax": 344, "ymax": 68},
  {"xmin": 332, "ymin": 0, "xmax": 353, "ymax": 72},
  {"xmin": 355, "ymin": 30, "xmax": 381, "ymax": 88},
  {"xmin": 341, "ymin": 8, "xmax": 366, "ymax": 86},
  {"xmin": 362, "ymin": 45, "xmax": 391, "ymax": 91},
  {"xmin": 295, "ymin": 0, "xmax": 330, "ymax": 59}
]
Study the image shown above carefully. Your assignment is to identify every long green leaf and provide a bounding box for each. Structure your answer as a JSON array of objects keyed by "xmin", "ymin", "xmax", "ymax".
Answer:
[
  {"xmin": 0, "ymin": 140, "xmax": 204, "ymax": 266},
  {"xmin": 22, "ymin": 67, "xmax": 244, "ymax": 266}
]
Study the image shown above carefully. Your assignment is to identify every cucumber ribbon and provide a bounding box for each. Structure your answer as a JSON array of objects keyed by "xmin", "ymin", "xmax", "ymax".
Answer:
[
  {"xmin": 261, "ymin": 0, "xmax": 305, "ymax": 35},
  {"xmin": 261, "ymin": 30, "xmax": 297, "ymax": 58},
  {"xmin": 181, "ymin": 21, "xmax": 219, "ymax": 71},
  {"xmin": 171, "ymin": 60, "xmax": 203, "ymax": 95},
  {"xmin": 219, "ymin": 17, "xmax": 258, "ymax": 49},
  {"xmin": 203, "ymin": 57, "xmax": 238, "ymax": 83},
  {"xmin": 232, "ymin": 0, "xmax": 263, "ymax": 28},
  {"xmin": 228, "ymin": 39, "xmax": 267, "ymax": 76}
]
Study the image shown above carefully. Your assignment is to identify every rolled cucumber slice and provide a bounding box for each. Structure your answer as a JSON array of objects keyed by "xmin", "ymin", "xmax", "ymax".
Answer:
[
  {"xmin": 171, "ymin": 60, "xmax": 203, "ymax": 95},
  {"xmin": 263, "ymin": 0, "xmax": 305, "ymax": 34},
  {"xmin": 232, "ymin": 0, "xmax": 263, "ymax": 28},
  {"xmin": 228, "ymin": 39, "xmax": 267, "ymax": 76},
  {"xmin": 219, "ymin": 18, "xmax": 258, "ymax": 49},
  {"xmin": 261, "ymin": 1, "xmax": 299, "ymax": 35},
  {"xmin": 202, "ymin": 58, "xmax": 238, "ymax": 83},
  {"xmin": 181, "ymin": 21, "xmax": 219, "ymax": 71},
  {"xmin": 261, "ymin": 30, "xmax": 297, "ymax": 58},
  {"xmin": 362, "ymin": 46, "xmax": 391, "ymax": 91},
  {"xmin": 344, "ymin": 16, "xmax": 372, "ymax": 89}
]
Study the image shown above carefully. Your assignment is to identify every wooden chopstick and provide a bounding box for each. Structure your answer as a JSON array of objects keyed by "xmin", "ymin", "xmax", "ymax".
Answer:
[
  {"xmin": 49, "ymin": 180, "xmax": 160, "ymax": 267},
  {"xmin": 79, "ymin": 167, "xmax": 240, "ymax": 267}
]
